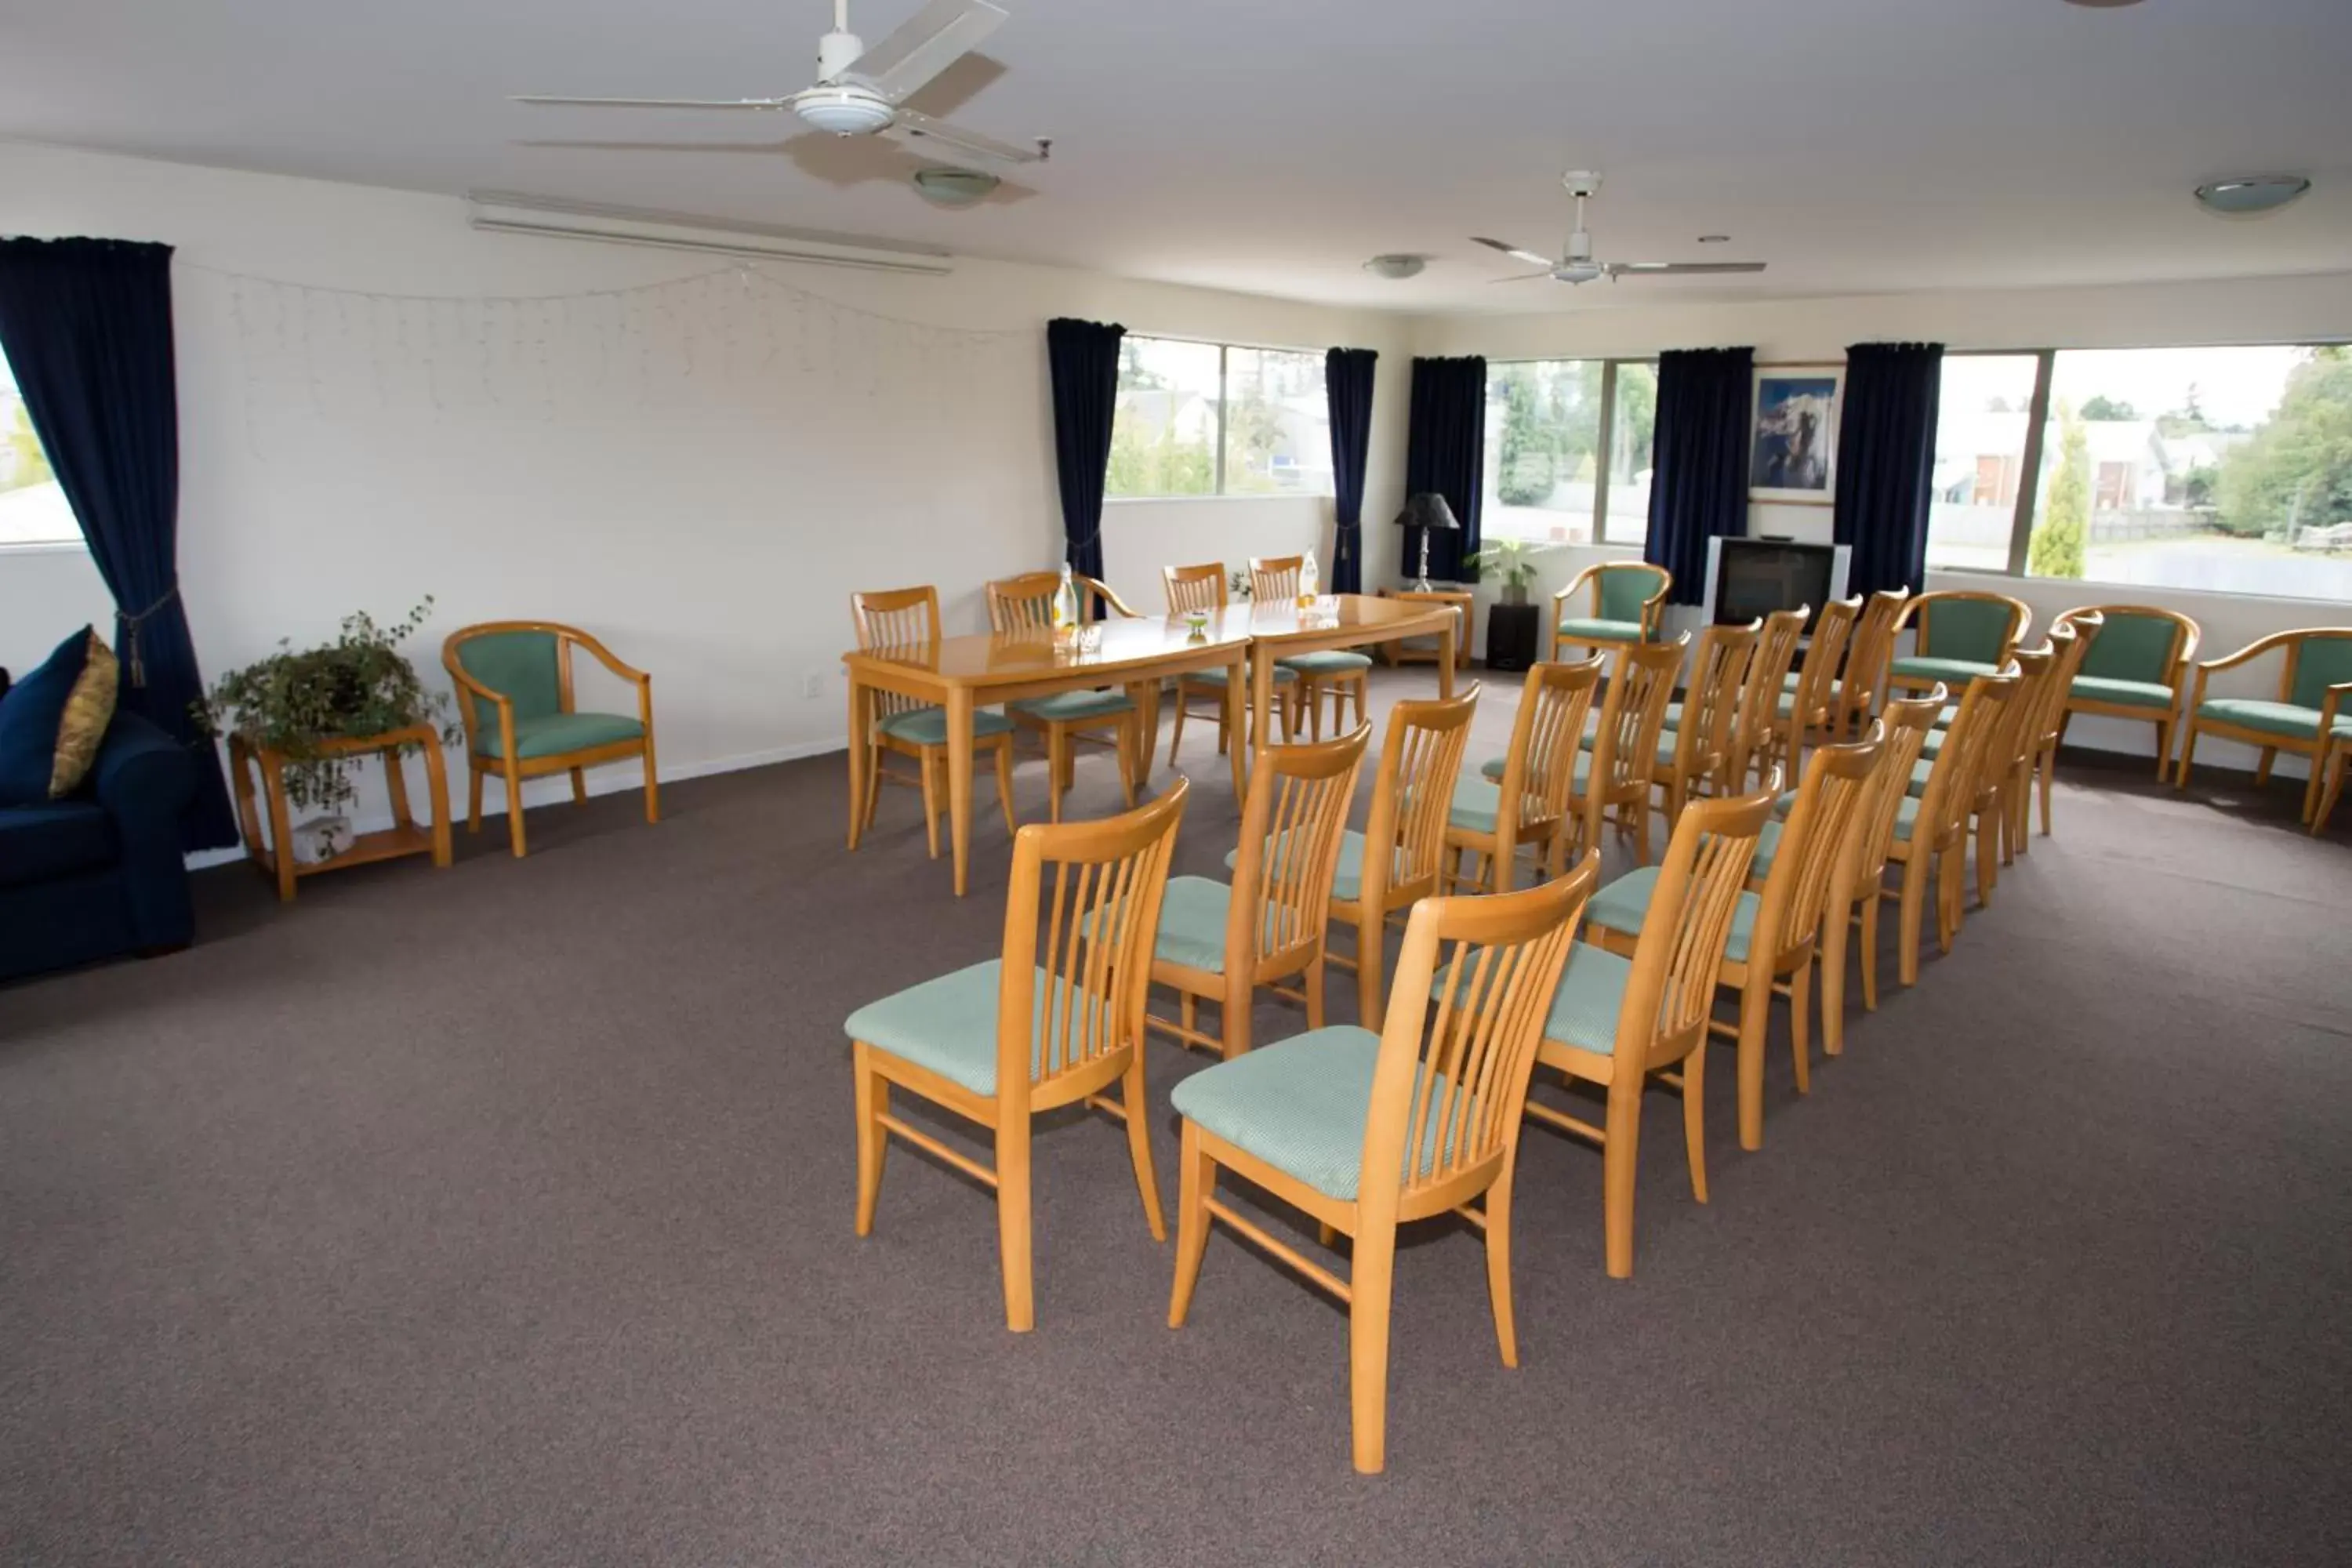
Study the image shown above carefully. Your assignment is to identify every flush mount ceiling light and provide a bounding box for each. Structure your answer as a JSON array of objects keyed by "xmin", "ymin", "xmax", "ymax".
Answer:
[
  {"xmin": 2194, "ymin": 175, "xmax": 2312, "ymax": 216},
  {"xmin": 1697, "ymin": 234, "xmax": 1732, "ymax": 243},
  {"xmin": 913, "ymin": 166, "xmax": 1000, "ymax": 207},
  {"xmin": 2063, "ymin": 0, "xmax": 2144, "ymax": 9},
  {"xmin": 1363, "ymin": 253, "xmax": 1428, "ymax": 280}
]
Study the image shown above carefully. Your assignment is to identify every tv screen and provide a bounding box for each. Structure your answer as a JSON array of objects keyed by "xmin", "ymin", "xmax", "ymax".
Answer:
[{"xmin": 1715, "ymin": 539, "xmax": 1837, "ymax": 631}]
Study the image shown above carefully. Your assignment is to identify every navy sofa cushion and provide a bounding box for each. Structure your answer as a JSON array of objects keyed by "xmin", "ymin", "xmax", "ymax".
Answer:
[{"xmin": 0, "ymin": 800, "xmax": 117, "ymax": 888}]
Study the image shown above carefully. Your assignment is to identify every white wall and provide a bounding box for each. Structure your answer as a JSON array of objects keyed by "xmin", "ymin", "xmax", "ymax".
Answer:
[
  {"xmin": 1413, "ymin": 274, "xmax": 2352, "ymax": 773},
  {"xmin": 0, "ymin": 141, "xmax": 1409, "ymax": 842}
]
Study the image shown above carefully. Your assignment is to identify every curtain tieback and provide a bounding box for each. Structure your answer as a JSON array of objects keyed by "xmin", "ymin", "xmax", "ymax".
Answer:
[{"xmin": 119, "ymin": 583, "xmax": 180, "ymax": 687}]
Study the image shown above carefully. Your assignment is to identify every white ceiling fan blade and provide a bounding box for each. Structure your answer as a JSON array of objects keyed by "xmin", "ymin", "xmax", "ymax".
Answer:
[
  {"xmin": 844, "ymin": 0, "xmax": 1007, "ymax": 101},
  {"xmin": 1472, "ymin": 237, "xmax": 1555, "ymax": 268},
  {"xmin": 513, "ymin": 96, "xmax": 794, "ymax": 110},
  {"xmin": 1607, "ymin": 261, "xmax": 1769, "ymax": 275},
  {"xmin": 882, "ymin": 107, "xmax": 1040, "ymax": 165},
  {"xmin": 1490, "ymin": 271, "xmax": 1556, "ymax": 284}
]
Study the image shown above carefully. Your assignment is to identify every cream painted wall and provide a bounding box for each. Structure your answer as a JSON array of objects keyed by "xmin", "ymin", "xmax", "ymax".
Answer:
[
  {"xmin": 1412, "ymin": 274, "xmax": 2352, "ymax": 774},
  {"xmin": 0, "ymin": 141, "xmax": 1410, "ymax": 844}
]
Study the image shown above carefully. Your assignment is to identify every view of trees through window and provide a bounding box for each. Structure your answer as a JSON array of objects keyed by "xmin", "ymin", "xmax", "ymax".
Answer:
[
  {"xmin": 1931, "ymin": 343, "xmax": 2352, "ymax": 601},
  {"xmin": 1482, "ymin": 359, "xmax": 1657, "ymax": 546},
  {"xmin": 1107, "ymin": 336, "xmax": 1331, "ymax": 499},
  {"xmin": 0, "ymin": 350, "xmax": 75, "ymax": 548}
]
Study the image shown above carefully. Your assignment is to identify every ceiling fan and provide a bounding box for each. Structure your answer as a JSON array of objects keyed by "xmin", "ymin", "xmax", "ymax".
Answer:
[
  {"xmin": 1474, "ymin": 172, "xmax": 1765, "ymax": 284},
  {"xmin": 514, "ymin": 0, "xmax": 1046, "ymax": 167}
]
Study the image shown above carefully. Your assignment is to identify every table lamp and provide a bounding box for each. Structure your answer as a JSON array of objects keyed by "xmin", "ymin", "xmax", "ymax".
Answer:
[{"xmin": 1393, "ymin": 493, "xmax": 1461, "ymax": 592}]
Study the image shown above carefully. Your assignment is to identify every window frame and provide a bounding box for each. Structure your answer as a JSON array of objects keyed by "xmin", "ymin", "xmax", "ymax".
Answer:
[
  {"xmin": 1481, "ymin": 355, "xmax": 1659, "ymax": 547},
  {"xmin": 1104, "ymin": 333, "xmax": 1333, "ymax": 503}
]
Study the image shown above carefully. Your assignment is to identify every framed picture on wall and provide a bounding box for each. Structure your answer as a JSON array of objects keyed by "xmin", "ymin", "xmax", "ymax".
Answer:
[{"xmin": 1750, "ymin": 363, "xmax": 1844, "ymax": 506}]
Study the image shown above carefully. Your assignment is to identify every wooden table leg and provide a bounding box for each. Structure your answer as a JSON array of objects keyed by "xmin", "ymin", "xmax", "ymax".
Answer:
[
  {"xmin": 1127, "ymin": 678, "xmax": 1158, "ymax": 786},
  {"xmin": 1437, "ymin": 619, "xmax": 1457, "ymax": 699},
  {"xmin": 947, "ymin": 685, "xmax": 975, "ymax": 897},
  {"xmin": 381, "ymin": 745, "xmax": 413, "ymax": 829},
  {"xmin": 419, "ymin": 732, "xmax": 452, "ymax": 868},
  {"xmin": 260, "ymin": 749, "xmax": 297, "ymax": 903},
  {"xmin": 1248, "ymin": 646, "xmax": 1277, "ymax": 800},
  {"xmin": 846, "ymin": 674, "xmax": 871, "ymax": 851}
]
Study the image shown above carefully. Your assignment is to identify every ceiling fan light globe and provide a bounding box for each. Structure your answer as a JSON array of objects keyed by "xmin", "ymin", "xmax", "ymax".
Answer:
[{"xmin": 792, "ymin": 84, "xmax": 896, "ymax": 136}]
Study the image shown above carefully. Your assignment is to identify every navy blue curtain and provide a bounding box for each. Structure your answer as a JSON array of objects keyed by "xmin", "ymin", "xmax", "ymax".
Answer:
[
  {"xmin": 0, "ymin": 237, "xmax": 236, "ymax": 850},
  {"xmin": 1324, "ymin": 347, "xmax": 1377, "ymax": 593},
  {"xmin": 1404, "ymin": 356, "xmax": 1485, "ymax": 583},
  {"xmin": 1045, "ymin": 318, "xmax": 1123, "ymax": 611},
  {"xmin": 1834, "ymin": 341, "xmax": 1945, "ymax": 596},
  {"xmin": 1645, "ymin": 347, "xmax": 1755, "ymax": 606}
]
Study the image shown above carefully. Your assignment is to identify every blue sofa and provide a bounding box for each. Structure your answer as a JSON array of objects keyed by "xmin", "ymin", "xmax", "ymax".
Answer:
[{"xmin": 0, "ymin": 702, "xmax": 197, "ymax": 984}]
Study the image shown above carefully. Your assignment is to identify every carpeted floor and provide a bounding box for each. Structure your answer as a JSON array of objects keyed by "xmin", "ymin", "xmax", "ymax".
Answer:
[{"xmin": 4, "ymin": 668, "xmax": 2348, "ymax": 1566}]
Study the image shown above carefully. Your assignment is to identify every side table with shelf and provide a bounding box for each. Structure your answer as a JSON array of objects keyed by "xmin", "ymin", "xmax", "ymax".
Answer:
[{"xmin": 228, "ymin": 724, "xmax": 452, "ymax": 902}]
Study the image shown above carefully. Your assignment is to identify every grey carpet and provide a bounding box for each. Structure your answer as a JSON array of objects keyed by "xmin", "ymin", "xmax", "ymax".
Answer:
[{"xmin": 4, "ymin": 669, "xmax": 2347, "ymax": 1566}]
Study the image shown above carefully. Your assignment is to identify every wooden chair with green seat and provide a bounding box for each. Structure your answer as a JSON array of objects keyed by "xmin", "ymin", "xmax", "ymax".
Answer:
[
  {"xmin": 1531, "ymin": 637, "xmax": 1684, "ymax": 869},
  {"xmin": 2176, "ymin": 626, "xmax": 2352, "ymax": 824},
  {"xmin": 1650, "ymin": 619, "xmax": 1759, "ymax": 834},
  {"xmin": 1166, "ymin": 864, "xmax": 1593, "ymax": 1475},
  {"xmin": 1252, "ymin": 555, "xmax": 1369, "ymax": 738},
  {"xmin": 1762, "ymin": 596, "xmax": 1860, "ymax": 788},
  {"xmin": 1444, "ymin": 659, "xmax": 1602, "ymax": 895},
  {"xmin": 849, "ymin": 586, "xmax": 1018, "ymax": 859},
  {"xmin": 1516, "ymin": 790, "xmax": 1772, "ymax": 1278},
  {"xmin": 443, "ymin": 621, "xmax": 658, "ymax": 859},
  {"xmin": 1584, "ymin": 731, "xmax": 1882, "ymax": 1152},
  {"xmin": 2017, "ymin": 614, "xmax": 2101, "ymax": 849},
  {"xmin": 1726, "ymin": 606, "xmax": 1809, "ymax": 790},
  {"xmin": 2054, "ymin": 604, "xmax": 2198, "ymax": 779},
  {"xmin": 1884, "ymin": 668, "xmax": 2019, "ymax": 988},
  {"xmin": 1161, "ymin": 561, "xmax": 1296, "ymax": 766},
  {"xmin": 1832, "ymin": 588, "xmax": 1911, "ymax": 740},
  {"xmin": 846, "ymin": 779, "xmax": 1188, "ymax": 1334},
  {"xmin": 1145, "ymin": 725, "xmax": 1369, "ymax": 1061},
  {"xmin": 1552, "ymin": 561, "xmax": 1671, "ymax": 662},
  {"xmin": 1929, "ymin": 639, "xmax": 2062, "ymax": 910},
  {"xmin": 1816, "ymin": 691, "xmax": 1944, "ymax": 1056},
  {"xmin": 1886, "ymin": 588, "xmax": 2030, "ymax": 698},
  {"xmin": 985, "ymin": 571, "xmax": 1145, "ymax": 823}
]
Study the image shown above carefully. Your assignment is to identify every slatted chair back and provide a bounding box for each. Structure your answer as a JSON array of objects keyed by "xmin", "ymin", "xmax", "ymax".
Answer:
[
  {"xmin": 1361, "ymin": 685, "xmax": 1480, "ymax": 912},
  {"xmin": 1730, "ymin": 606, "xmax": 1809, "ymax": 787},
  {"xmin": 1231, "ymin": 726, "xmax": 1372, "ymax": 972},
  {"xmin": 1847, "ymin": 691, "xmax": 1944, "ymax": 887},
  {"xmin": 1669, "ymin": 619, "xmax": 1761, "ymax": 800},
  {"xmin": 1915, "ymin": 669, "xmax": 2020, "ymax": 847},
  {"xmin": 1002, "ymin": 778, "xmax": 1189, "ymax": 1114},
  {"xmin": 1163, "ymin": 562, "xmax": 1228, "ymax": 615},
  {"xmin": 1614, "ymin": 789, "xmax": 1775, "ymax": 1065},
  {"xmin": 1498, "ymin": 659, "xmax": 1605, "ymax": 870},
  {"xmin": 1841, "ymin": 589, "xmax": 1911, "ymax": 729},
  {"xmin": 2032, "ymin": 614, "xmax": 2100, "ymax": 753},
  {"xmin": 1759, "ymin": 730, "xmax": 1885, "ymax": 966},
  {"xmin": 851, "ymin": 586, "xmax": 942, "ymax": 724},
  {"xmin": 985, "ymin": 572, "xmax": 1137, "ymax": 632},
  {"xmin": 1581, "ymin": 637, "xmax": 1686, "ymax": 855},
  {"xmin": 1982, "ymin": 640, "xmax": 2062, "ymax": 806},
  {"xmin": 1249, "ymin": 555, "xmax": 1305, "ymax": 602},
  {"xmin": 1364, "ymin": 862, "xmax": 1598, "ymax": 1223},
  {"xmin": 1791, "ymin": 596, "xmax": 1862, "ymax": 735}
]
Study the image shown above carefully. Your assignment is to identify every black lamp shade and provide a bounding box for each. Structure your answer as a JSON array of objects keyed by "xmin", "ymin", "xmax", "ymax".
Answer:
[{"xmin": 1393, "ymin": 492, "xmax": 1460, "ymax": 532}]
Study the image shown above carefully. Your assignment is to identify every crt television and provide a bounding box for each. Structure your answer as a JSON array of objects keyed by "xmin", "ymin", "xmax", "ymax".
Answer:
[{"xmin": 1700, "ymin": 537, "xmax": 1852, "ymax": 633}]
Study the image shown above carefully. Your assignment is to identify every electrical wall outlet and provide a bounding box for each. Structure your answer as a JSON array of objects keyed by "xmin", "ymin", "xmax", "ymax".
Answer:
[{"xmin": 802, "ymin": 671, "xmax": 825, "ymax": 700}]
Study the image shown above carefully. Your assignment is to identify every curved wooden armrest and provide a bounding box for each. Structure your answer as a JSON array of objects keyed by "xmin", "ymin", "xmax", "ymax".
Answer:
[
  {"xmin": 442, "ymin": 661, "xmax": 510, "ymax": 741},
  {"xmin": 1093, "ymin": 580, "xmax": 1142, "ymax": 620},
  {"xmin": 564, "ymin": 628, "xmax": 651, "ymax": 685},
  {"xmin": 2320, "ymin": 681, "xmax": 2352, "ymax": 731},
  {"xmin": 2196, "ymin": 628, "xmax": 2313, "ymax": 673}
]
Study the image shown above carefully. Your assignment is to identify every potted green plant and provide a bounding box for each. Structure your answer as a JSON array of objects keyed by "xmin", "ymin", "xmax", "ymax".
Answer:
[
  {"xmin": 196, "ymin": 599, "xmax": 459, "ymax": 855},
  {"xmin": 1461, "ymin": 539, "xmax": 1559, "ymax": 607}
]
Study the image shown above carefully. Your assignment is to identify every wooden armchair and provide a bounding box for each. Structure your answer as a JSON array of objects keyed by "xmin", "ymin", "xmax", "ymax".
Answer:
[
  {"xmin": 1552, "ymin": 561, "xmax": 1670, "ymax": 661},
  {"xmin": 442, "ymin": 621, "xmax": 657, "ymax": 858},
  {"xmin": 2056, "ymin": 604, "xmax": 2198, "ymax": 779},
  {"xmin": 985, "ymin": 571, "xmax": 1145, "ymax": 822},
  {"xmin": 2176, "ymin": 626, "xmax": 2352, "ymax": 823},
  {"xmin": 1887, "ymin": 589, "xmax": 2030, "ymax": 697}
]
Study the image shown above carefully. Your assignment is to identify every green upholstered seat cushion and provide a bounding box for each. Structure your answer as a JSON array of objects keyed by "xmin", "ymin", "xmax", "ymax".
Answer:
[
  {"xmin": 877, "ymin": 706, "xmax": 1016, "ymax": 744},
  {"xmin": 1583, "ymin": 865, "xmax": 1760, "ymax": 964},
  {"xmin": 1011, "ymin": 689, "xmax": 1136, "ymax": 721},
  {"xmin": 1905, "ymin": 756, "xmax": 1936, "ymax": 798},
  {"xmin": 1558, "ymin": 616, "xmax": 1647, "ymax": 644},
  {"xmin": 844, "ymin": 960, "xmax": 1063, "ymax": 1096},
  {"xmin": 1169, "ymin": 1025, "xmax": 1475, "ymax": 1201},
  {"xmin": 1450, "ymin": 775, "xmax": 1504, "ymax": 835},
  {"xmin": 1278, "ymin": 649, "xmax": 1374, "ymax": 675},
  {"xmin": 2288, "ymin": 637, "xmax": 2352, "ymax": 711},
  {"xmin": 477, "ymin": 711, "xmax": 644, "ymax": 760},
  {"xmin": 456, "ymin": 630, "xmax": 562, "ymax": 728},
  {"xmin": 1920, "ymin": 598, "xmax": 2015, "ymax": 664},
  {"xmin": 1782, "ymin": 671, "xmax": 1802, "ymax": 691},
  {"xmin": 1152, "ymin": 875, "xmax": 1235, "ymax": 973},
  {"xmin": 1227, "ymin": 827, "xmax": 1399, "ymax": 905},
  {"xmin": 1890, "ymin": 794, "xmax": 1923, "ymax": 841},
  {"xmin": 1432, "ymin": 941, "xmax": 1632, "ymax": 1056},
  {"xmin": 1919, "ymin": 726, "xmax": 1946, "ymax": 757},
  {"xmin": 2071, "ymin": 674, "xmax": 2175, "ymax": 710},
  {"xmin": 2194, "ymin": 699, "xmax": 2323, "ymax": 740},
  {"xmin": 1596, "ymin": 567, "xmax": 1667, "ymax": 623},
  {"xmin": 1182, "ymin": 665, "xmax": 1296, "ymax": 687},
  {"xmin": 1891, "ymin": 655, "xmax": 2001, "ymax": 684},
  {"xmin": 2076, "ymin": 612, "xmax": 2179, "ymax": 684},
  {"xmin": 1751, "ymin": 818, "xmax": 1784, "ymax": 880},
  {"xmin": 1476, "ymin": 753, "xmax": 1591, "ymax": 793}
]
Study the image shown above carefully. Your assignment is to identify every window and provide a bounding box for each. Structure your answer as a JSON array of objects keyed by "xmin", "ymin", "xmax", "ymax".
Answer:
[
  {"xmin": 0, "ymin": 349, "xmax": 76, "ymax": 549},
  {"xmin": 1107, "ymin": 336, "xmax": 1331, "ymax": 499},
  {"xmin": 1928, "ymin": 343, "xmax": 2352, "ymax": 601},
  {"xmin": 1481, "ymin": 358, "xmax": 1657, "ymax": 546}
]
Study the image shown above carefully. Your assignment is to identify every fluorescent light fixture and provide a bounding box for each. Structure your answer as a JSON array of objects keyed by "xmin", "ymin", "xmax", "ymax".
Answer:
[{"xmin": 465, "ymin": 191, "xmax": 953, "ymax": 274}]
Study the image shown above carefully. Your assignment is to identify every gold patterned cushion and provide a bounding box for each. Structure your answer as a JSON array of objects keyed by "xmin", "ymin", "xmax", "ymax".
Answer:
[{"xmin": 50, "ymin": 631, "xmax": 119, "ymax": 798}]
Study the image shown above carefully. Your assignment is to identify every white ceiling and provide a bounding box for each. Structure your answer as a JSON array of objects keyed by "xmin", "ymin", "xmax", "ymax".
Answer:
[{"xmin": 6, "ymin": 0, "xmax": 2350, "ymax": 311}]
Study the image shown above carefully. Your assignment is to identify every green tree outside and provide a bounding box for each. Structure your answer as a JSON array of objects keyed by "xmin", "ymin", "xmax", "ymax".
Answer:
[
  {"xmin": 4, "ymin": 400, "xmax": 53, "ymax": 495},
  {"xmin": 2212, "ymin": 347, "xmax": 2352, "ymax": 540},
  {"xmin": 1496, "ymin": 369, "xmax": 1553, "ymax": 505},
  {"xmin": 2028, "ymin": 402, "xmax": 2089, "ymax": 579},
  {"xmin": 2078, "ymin": 394, "xmax": 2136, "ymax": 422}
]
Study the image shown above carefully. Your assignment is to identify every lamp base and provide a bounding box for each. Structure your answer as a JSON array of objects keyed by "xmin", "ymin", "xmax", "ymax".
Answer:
[{"xmin": 1413, "ymin": 528, "xmax": 1433, "ymax": 593}]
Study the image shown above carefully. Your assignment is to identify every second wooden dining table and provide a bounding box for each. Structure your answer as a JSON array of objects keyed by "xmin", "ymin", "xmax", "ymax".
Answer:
[{"xmin": 841, "ymin": 592, "xmax": 1459, "ymax": 895}]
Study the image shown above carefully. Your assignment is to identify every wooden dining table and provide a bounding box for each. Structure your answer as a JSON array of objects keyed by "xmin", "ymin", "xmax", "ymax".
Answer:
[{"xmin": 841, "ymin": 593, "xmax": 1460, "ymax": 895}]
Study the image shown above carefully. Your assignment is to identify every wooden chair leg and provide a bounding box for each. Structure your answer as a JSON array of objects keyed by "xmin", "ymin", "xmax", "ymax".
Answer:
[
  {"xmin": 1859, "ymin": 890, "xmax": 1882, "ymax": 1011},
  {"xmin": 1170, "ymin": 687, "xmax": 1191, "ymax": 765},
  {"xmin": 2301, "ymin": 754, "xmax": 2324, "ymax": 824},
  {"xmin": 1680, "ymin": 1047, "xmax": 1709, "ymax": 1206},
  {"xmin": 852, "ymin": 1044, "xmax": 887, "ymax": 1236},
  {"xmin": 641, "ymin": 740, "xmax": 660, "ymax": 825},
  {"xmin": 1167, "ymin": 1122, "xmax": 1214, "ymax": 1328},
  {"xmin": 2038, "ymin": 746, "xmax": 2056, "ymax": 837},
  {"xmin": 993, "ymin": 739, "xmax": 1017, "ymax": 834},
  {"xmin": 467, "ymin": 766, "xmax": 484, "ymax": 833},
  {"xmin": 1355, "ymin": 909, "xmax": 1385, "ymax": 1030},
  {"xmin": 2152, "ymin": 718, "xmax": 2172, "ymax": 780},
  {"xmin": 1788, "ymin": 962, "xmax": 1813, "ymax": 1094},
  {"xmin": 1116, "ymin": 714, "xmax": 1140, "ymax": 810},
  {"xmin": 862, "ymin": 745, "xmax": 884, "ymax": 832},
  {"xmin": 1483, "ymin": 1161, "xmax": 1519, "ymax": 1363},
  {"xmin": 1348, "ymin": 1218, "xmax": 1398, "ymax": 1475},
  {"xmin": 919, "ymin": 747, "xmax": 942, "ymax": 860},
  {"xmin": 1737, "ymin": 986, "xmax": 1768, "ymax": 1152},
  {"xmin": 503, "ymin": 763, "xmax": 528, "ymax": 858},
  {"xmin": 1634, "ymin": 795, "xmax": 1653, "ymax": 866},
  {"xmin": 1121, "ymin": 1051, "xmax": 1166, "ymax": 1240},
  {"xmin": 1898, "ymin": 859, "xmax": 1926, "ymax": 988},
  {"xmin": 1602, "ymin": 1077, "xmax": 1642, "ymax": 1279},
  {"xmin": 569, "ymin": 766, "xmax": 588, "ymax": 806},
  {"xmin": 2175, "ymin": 724, "xmax": 2199, "ymax": 788},
  {"xmin": 1975, "ymin": 811, "xmax": 1998, "ymax": 909},
  {"xmin": 996, "ymin": 1116, "xmax": 1035, "ymax": 1334},
  {"xmin": 1221, "ymin": 977, "xmax": 1252, "ymax": 1061},
  {"xmin": 1820, "ymin": 899, "xmax": 1849, "ymax": 1057},
  {"xmin": 2256, "ymin": 746, "xmax": 2277, "ymax": 786},
  {"xmin": 1304, "ymin": 956, "xmax": 1327, "ymax": 1029},
  {"xmin": 2314, "ymin": 747, "xmax": 2347, "ymax": 836}
]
